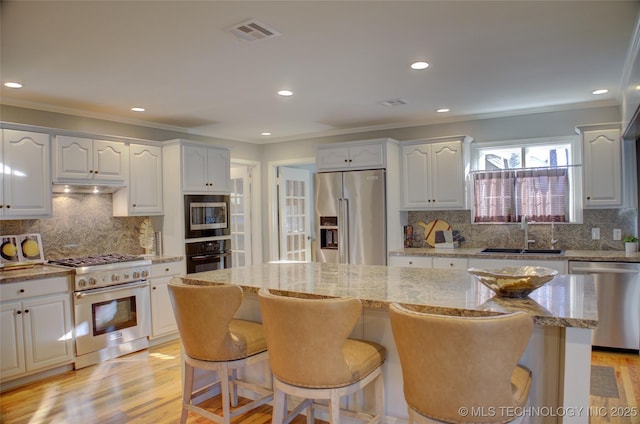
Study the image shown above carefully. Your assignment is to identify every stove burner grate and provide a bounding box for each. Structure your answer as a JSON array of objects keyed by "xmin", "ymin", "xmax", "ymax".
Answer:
[{"xmin": 49, "ymin": 253, "xmax": 144, "ymax": 268}]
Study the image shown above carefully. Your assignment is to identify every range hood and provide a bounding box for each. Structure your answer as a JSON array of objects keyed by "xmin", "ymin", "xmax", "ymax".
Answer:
[{"xmin": 52, "ymin": 183, "xmax": 125, "ymax": 194}]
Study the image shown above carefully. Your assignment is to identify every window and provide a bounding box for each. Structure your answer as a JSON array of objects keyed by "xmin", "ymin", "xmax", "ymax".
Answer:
[{"xmin": 471, "ymin": 137, "xmax": 579, "ymax": 223}]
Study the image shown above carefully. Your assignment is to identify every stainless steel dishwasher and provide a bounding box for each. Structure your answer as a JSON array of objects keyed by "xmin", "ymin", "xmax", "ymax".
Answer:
[{"xmin": 569, "ymin": 261, "xmax": 640, "ymax": 352}]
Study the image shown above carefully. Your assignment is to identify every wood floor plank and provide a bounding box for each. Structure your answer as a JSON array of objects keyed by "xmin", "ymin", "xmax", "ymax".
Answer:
[{"xmin": 1, "ymin": 341, "xmax": 638, "ymax": 423}]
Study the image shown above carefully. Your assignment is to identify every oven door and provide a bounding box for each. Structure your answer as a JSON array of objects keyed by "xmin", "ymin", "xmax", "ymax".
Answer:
[
  {"xmin": 186, "ymin": 251, "xmax": 232, "ymax": 274},
  {"xmin": 74, "ymin": 281, "xmax": 150, "ymax": 356}
]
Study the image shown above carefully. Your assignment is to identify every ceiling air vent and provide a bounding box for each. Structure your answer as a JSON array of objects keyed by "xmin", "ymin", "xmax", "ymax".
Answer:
[
  {"xmin": 378, "ymin": 98, "xmax": 408, "ymax": 107},
  {"xmin": 229, "ymin": 19, "xmax": 281, "ymax": 42}
]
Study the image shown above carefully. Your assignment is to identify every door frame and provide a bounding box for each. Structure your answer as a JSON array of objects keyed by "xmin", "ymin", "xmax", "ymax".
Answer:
[
  {"xmin": 267, "ymin": 157, "xmax": 315, "ymax": 262},
  {"xmin": 230, "ymin": 159, "xmax": 262, "ymax": 265}
]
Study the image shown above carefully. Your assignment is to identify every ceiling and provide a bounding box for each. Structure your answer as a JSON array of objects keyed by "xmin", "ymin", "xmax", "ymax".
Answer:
[{"xmin": 1, "ymin": 1, "xmax": 639, "ymax": 144}]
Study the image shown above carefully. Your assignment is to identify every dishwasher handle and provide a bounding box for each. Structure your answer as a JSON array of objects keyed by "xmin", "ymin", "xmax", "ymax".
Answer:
[{"xmin": 570, "ymin": 266, "xmax": 640, "ymax": 274}]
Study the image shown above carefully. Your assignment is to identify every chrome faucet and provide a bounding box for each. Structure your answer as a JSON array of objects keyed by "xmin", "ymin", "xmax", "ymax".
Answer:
[{"xmin": 521, "ymin": 215, "xmax": 535, "ymax": 249}]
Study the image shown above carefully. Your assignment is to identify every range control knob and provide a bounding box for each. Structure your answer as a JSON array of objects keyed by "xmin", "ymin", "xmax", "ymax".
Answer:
[
  {"xmin": 123, "ymin": 273, "xmax": 130, "ymax": 279},
  {"xmin": 133, "ymin": 271, "xmax": 140, "ymax": 279},
  {"xmin": 141, "ymin": 270, "xmax": 149, "ymax": 278},
  {"xmin": 112, "ymin": 274, "xmax": 120, "ymax": 282},
  {"xmin": 88, "ymin": 277, "xmax": 97, "ymax": 286},
  {"xmin": 78, "ymin": 279, "xmax": 87, "ymax": 288}
]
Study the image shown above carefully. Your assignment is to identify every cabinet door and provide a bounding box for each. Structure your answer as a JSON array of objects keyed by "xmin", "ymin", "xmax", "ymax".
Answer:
[
  {"xmin": 316, "ymin": 146, "xmax": 351, "ymax": 171},
  {"xmin": 182, "ymin": 144, "xmax": 209, "ymax": 192},
  {"xmin": 582, "ymin": 129, "xmax": 622, "ymax": 208},
  {"xmin": 349, "ymin": 143, "xmax": 385, "ymax": 169},
  {"xmin": 0, "ymin": 301, "xmax": 26, "ymax": 380},
  {"xmin": 129, "ymin": 144, "xmax": 163, "ymax": 214},
  {"xmin": 2, "ymin": 130, "xmax": 52, "ymax": 217},
  {"xmin": 389, "ymin": 255, "xmax": 432, "ymax": 268},
  {"xmin": 150, "ymin": 277, "xmax": 178, "ymax": 338},
  {"xmin": 23, "ymin": 294, "xmax": 74, "ymax": 372},
  {"xmin": 402, "ymin": 144, "xmax": 431, "ymax": 208},
  {"xmin": 53, "ymin": 135, "xmax": 93, "ymax": 180},
  {"xmin": 93, "ymin": 140, "xmax": 127, "ymax": 183},
  {"xmin": 432, "ymin": 257, "xmax": 468, "ymax": 270},
  {"xmin": 430, "ymin": 141, "xmax": 464, "ymax": 209},
  {"xmin": 207, "ymin": 147, "xmax": 231, "ymax": 193}
]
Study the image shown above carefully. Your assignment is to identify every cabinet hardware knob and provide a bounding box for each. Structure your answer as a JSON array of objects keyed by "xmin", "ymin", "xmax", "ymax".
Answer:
[
  {"xmin": 152, "ymin": 287, "xmax": 156, "ymax": 290},
  {"xmin": 344, "ymin": 159, "xmax": 348, "ymax": 162},
  {"xmin": 17, "ymin": 310, "xmax": 21, "ymax": 315},
  {"xmin": 586, "ymin": 196, "xmax": 591, "ymax": 200},
  {"xmin": 409, "ymin": 261, "xmax": 413, "ymax": 265},
  {"xmin": 19, "ymin": 289, "xmax": 25, "ymax": 293},
  {"xmin": 6, "ymin": 205, "xmax": 10, "ymax": 208},
  {"xmin": 165, "ymin": 268, "xmax": 170, "ymax": 272},
  {"xmin": 349, "ymin": 159, "xmax": 353, "ymax": 162},
  {"xmin": 24, "ymin": 309, "xmax": 29, "ymax": 314},
  {"xmin": 132, "ymin": 204, "xmax": 136, "ymax": 207},
  {"xmin": 94, "ymin": 170, "xmax": 98, "ymax": 174}
]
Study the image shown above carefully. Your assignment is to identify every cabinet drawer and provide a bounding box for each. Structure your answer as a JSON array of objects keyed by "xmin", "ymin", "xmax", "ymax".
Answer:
[
  {"xmin": 0, "ymin": 277, "xmax": 70, "ymax": 302},
  {"xmin": 151, "ymin": 261, "xmax": 185, "ymax": 277},
  {"xmin": 389, "ymin": 256, "xmax": 432, "ymax": 268},
  {"xmin": 432, "ymin": 257, "xmax": 468, "ymax": 270}
]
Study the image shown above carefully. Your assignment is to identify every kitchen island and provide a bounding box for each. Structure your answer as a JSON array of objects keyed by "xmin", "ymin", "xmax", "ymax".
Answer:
[{"xmin": 178, "ymin": 262, "xmax": 598, "ymax": 424}]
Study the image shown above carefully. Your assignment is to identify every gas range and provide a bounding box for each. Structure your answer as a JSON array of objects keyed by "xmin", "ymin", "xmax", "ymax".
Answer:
[{"xmin": 48, "ymin": 254, "xmax": 152, "ymax": 291}]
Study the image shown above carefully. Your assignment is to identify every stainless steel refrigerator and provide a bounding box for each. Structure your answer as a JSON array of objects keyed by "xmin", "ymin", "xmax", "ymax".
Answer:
[{"xmin": 315, "ymin": 169, "xmax": 386, "ymax": 265}]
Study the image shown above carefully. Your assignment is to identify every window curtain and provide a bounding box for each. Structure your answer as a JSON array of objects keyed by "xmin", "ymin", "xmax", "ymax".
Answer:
[
  {"xmin": 516, "ymin": 168, "xmax": 568, "ymax": 222},
  {"xmin": 473, "ymin": 168, "xmax": 569, "ymax": 223},
  {"xmin": 473, "ymin": 170, "xmax": 516, "ymax": 223}
]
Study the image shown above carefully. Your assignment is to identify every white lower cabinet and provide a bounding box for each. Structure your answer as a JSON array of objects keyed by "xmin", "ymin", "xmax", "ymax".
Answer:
[
  {"xmin": 149, "ymin": 261, "xmax": 185, "ymax": 339},
  {"xmin": 389, "ymin": 256, "xmax": 432, "ymax": 268},
  {"xmin": 0, "ymin": 276, "xmax": 73, "ymax": 382},
  {"xmin": 432, "ymin": 257, "xmax": 468, "ymax": 270},
  {"xmin": 467, "ymin": 258, "xmax": 567, "ymax": 273}
]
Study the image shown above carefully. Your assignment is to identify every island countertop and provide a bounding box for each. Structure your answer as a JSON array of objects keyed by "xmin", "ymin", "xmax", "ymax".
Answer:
[{"xmin": 179, "ymin": 262, "xmax": 597, "ymax": 329}]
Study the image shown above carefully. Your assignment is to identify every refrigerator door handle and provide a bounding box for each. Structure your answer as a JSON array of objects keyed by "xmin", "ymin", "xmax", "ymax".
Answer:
[{"xmin": 342, "ymin": 198, "xmax": 350, "ymax": 264}]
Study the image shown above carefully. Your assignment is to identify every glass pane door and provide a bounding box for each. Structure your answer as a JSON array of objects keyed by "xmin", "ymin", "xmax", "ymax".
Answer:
[
  {"xmin": 230, "ymin": 166, "xmax": 252, "ymax": 266},
  {"xmin": 278, "ymin": 166, "xmax": 311, "ymax": 262}
]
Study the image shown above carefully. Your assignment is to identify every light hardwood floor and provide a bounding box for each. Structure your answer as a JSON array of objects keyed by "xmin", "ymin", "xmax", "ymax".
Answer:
[{"xmin": 1, "ymin": 340, "xmax": 638, "ymax": 423}]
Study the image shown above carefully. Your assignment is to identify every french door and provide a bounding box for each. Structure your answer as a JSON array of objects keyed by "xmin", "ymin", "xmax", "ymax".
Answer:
[{"xmin": 277, "ymin": 166, "xmax": 311, "ymax": 261}]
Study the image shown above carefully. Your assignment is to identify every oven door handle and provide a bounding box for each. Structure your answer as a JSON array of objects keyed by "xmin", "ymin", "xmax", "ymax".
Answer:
[
  {"xmin": 190, "ymin": 252, "xmax": 231, "ymax": 261},
  {"xmin": 74, "ymin": 280, "xmax": 149, "ymax": 299}
]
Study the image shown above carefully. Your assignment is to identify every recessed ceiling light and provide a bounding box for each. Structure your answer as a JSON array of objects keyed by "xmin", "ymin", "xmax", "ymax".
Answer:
[
  {"xmin": 261, "ymin": 132, "xmax": 272, "ymax": 136},
  {"xmin": 278, "ymin": 90, "xmax": 293, "ymax": 97},
  {"xmin": 4, "ymin": 82, "xmax": 22, "ymax": 89},
  {"xmin": 436, "ymin": 108, "xmax": 450, "ymax": 113},
  {"xmin": 592, "ymin": 89, "xmax": 608, "ymax": 95},
  {"xmin": 410, "ymin": 61, "xmax": 429, "ymax": 70},
  {"xmin": 131, "ymin": 107, "xmax": 145, "ymax": 112}
]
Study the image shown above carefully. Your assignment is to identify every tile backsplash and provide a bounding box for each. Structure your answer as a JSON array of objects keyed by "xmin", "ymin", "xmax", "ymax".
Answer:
[
  {"xmin": 407, "ymin": 209, "xmax": 637, "ymax": 250},
  {"xmin": 1, "ymin": 194, "xmax": 147, "ymax": 260}
]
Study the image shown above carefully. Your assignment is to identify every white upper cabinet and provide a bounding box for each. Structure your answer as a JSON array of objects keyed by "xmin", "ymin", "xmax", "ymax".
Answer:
[
  {"xmin": 113, "ymin": 143, "xmax": 163, "ymax": 216},
  {"xmin": 1, "ymin": 130, "xmax": 52, "ymax": 218},
  {"xmin": 401, "ymin": 138, "xmax": 465, "ymax": 209},
  {"xmin": 181, "ymin": 143, "xmax": 230, "ymax": 193},
  {"xmin": 316, "ymin": 140, "xmax": 386, "ymax": 171},
  {"xmin": 53, "ymin": 135, "xmax": 127, "ymax": 185},
  {"xmin": 579, "ymin": 126, "xmax": 622, "ymax": 208}
]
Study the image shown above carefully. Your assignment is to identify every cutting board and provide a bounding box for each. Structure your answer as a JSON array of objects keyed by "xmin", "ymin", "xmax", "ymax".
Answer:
[{"xmin": 417, "ymin": 219, "xmax": 451, "ymax": 247}]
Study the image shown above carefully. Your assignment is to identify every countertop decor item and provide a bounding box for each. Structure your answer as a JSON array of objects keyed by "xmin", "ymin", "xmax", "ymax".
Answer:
[
  {"xmin": 139, "ymin": 218, "xmax": 155, "ymax": 255},
  {"xmin": 1, "ymin": 234, "xmax": 45, "ymax": 268},
  {"xmin": 467, "ymin": 266, "xmax": 558, "ymax": 298},
  {"xmin": 624, "ymin": 235, "xmax": 638, "ymax": 254},
  {"xmin": 417, "ymin": 219, "xmax": 451, "ymax": 247}
]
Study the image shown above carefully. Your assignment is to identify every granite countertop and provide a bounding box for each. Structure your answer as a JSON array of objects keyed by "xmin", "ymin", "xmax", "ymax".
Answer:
[
  {"xmin": 0, "ymin": 255, "xmax": 184, "ymax": 284},
  {"xmin": 390, "ymin": 247, "xmax": 640, "ymax": 262},
  {"xmin": 179, "ymin": 262, "xmax": 597, "ymax": 329}
]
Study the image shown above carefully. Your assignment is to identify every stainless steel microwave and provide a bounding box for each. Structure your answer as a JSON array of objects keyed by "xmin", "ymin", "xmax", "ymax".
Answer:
[{"xmin": 184, "ymin": 195, "xmax": 230, "ymax": 239}]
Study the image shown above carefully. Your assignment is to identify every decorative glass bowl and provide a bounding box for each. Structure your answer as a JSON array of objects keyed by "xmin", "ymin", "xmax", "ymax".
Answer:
[{"xmin": 467, "ymin": 266, "xmax": 558, "ymax": 298}]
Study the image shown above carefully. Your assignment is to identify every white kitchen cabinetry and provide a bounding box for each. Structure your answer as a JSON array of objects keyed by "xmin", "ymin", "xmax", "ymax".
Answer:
[
  {"xmin": 182, "ymin": 143, "xmax": 231, "ymax": 193},
  {"xmin": 1, "ymin": 130, "xmax": 52, "ymax": 218},
  {"xmin": 113, "ymin": 144, "xmax": 163, "ymax": 216},
  {"xmin": 468, "ymin": 258, "xmax": 567, "ymax": 273},
  {"xmin": 389, "ymin": 256, "xmax": 432, "ymax": 268},
  {"xmin": 578, "ymin": 125, "xmax": 622, "ymax": 208},
  {"xmin": 432, "ymin": 257, "xmax": 468, "ymax": 270},
  {"xmin": 0, "ymin": 276, "xmax": 73, "ymax": 382},
  {"xmin": 316, "ymin": 140, "xmax": 386, "ymax": 171},
  {"xmin": 53, "ymin": 135, "xmax": 128, "ymax": 185},
  {"xmin": 149, "ymin": 260, "xmax": 185, "ymax": 340},
  {"xmin": 401, "ymin": 138, "xmax": 465, "ymax": 210}
]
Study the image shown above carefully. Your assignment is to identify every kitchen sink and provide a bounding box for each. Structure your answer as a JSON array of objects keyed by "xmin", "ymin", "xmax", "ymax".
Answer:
[{"xmin": 479, "ymin": 247, "xmax": 564, "ymax": 255}]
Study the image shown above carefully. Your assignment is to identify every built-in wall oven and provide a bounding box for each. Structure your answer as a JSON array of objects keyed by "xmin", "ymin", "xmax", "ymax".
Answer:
[
  {"xmin": 184, "ymin": 194, "xmax": 230, "ymax": 239},
  {"xmin": 48, "ymin": 254, "xmax": 152, "ymax": 369},
  {"xmin": 185, "ymin": 239, "xmax": 231, "ymax": 274}
]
